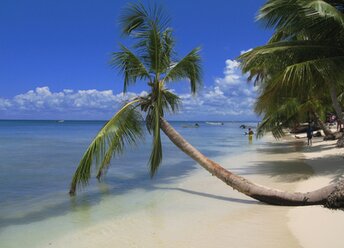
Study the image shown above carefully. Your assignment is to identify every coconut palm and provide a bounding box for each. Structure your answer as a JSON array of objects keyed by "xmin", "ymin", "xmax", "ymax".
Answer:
[
  {"xmin": 69, "ymin": 2, "xmax": 344, "ymax": 208},
  {"xmin": 69, "ymin": 2, "xmax": 202, "ymax": 194},
  {"xmin": 239, "ymin": 0, "xmax": 344, "ymax": 123},
  {"xmin": 254, "ymin": 73, "xmax": 334, "ymax": 138}
]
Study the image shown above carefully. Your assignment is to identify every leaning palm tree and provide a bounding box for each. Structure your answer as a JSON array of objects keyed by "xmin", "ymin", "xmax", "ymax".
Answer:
[
  {"xmin": 70, "ymin": 2, "xmax": 344, "ymax": 208},
  {"xmin": 69, "ymin": 2, "xmax": 202, "ymax": 193}
]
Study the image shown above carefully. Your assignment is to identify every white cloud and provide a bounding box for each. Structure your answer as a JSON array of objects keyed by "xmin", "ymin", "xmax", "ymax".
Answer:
[
  {"xmin": 0, "ymin": 98, "xmax": 12, "ymax": 110},
  {"xmin": 215, "ymin": 59, "xmax": 243, "ymax": 86},
  {"xmin": 0, "ymin": 87, "xmax": 149, "ymax": 119},
  {"xmin": 177, "ymin": 58, "xmax": 257, "ymax": 120},
  {"xmin": 0, "ymin": 56, "xmax": 257, "ymax": 121}
]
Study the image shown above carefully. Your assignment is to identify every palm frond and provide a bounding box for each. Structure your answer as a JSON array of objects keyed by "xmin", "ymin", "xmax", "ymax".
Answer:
[
  {"xmin": 148, "ymin": 88, "xmax": 163, "ymax": 177},
  {"xmin": 239, "ymin": 41, "xmax": 344, "ymax": 90},
  {"xmin": 69, "ymin": 100, "xmax": 144, "ymax": 195},
  {"xmin": 256, "ymin": 98, "xmax": 302, "ymax": 139},
  {"xmin": 120, "ymin": 2, "xmax": 170, "ymax": 35},
  {"xmin": 119, "ymin": 2, "xmax": 149, "ymax": 36},
  {"xmin": 239, "ymin": 41, "xmax": 341, "ymax": 69},
  {"xmin": 281, "ymin": 56, "xmax": 344, "ymax": 91},
  {"xmin": 111, "ymin": 45, "xmax": 150, "ymax": 92},
  {"xmin": 257, "ymin": 116, "xmax": 286, "ymax": 139},
  {"xmin": 147, "ymin": 23, "xmax": 163, "ymax": 74},
  {"xmin": 161, "ymin": 89, "xmax": 181, "ymax": 113},
  {"xmin": 161, "ymin": 28, "xmax": 175, "ymax": 65},
  {"xmin": 149, "ymin": 125, "xmax": 162, "ymax": 178},
  {"xmin": 258, "ymin": 0, "xmax": 308, "ymax": 29},
  {"xmin": 258, "ymin": 0, "xmax": 344, "ymax": 41},
  {"xmin": 164, "ymin": 47, "xmax": 202, "ymax": 94}
]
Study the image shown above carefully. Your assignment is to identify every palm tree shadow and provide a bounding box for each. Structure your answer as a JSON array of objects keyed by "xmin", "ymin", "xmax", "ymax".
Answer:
[
  {"xmin": 232, "ymin": 160, "xmax": 314, "ymax": 183},
  {"xmin": 256, "ymin": 140, "xmax": 304, "ymax": 154},
  {"xmin": 154, "ymin": 186, "xmax": 261, "ymax": 205}
]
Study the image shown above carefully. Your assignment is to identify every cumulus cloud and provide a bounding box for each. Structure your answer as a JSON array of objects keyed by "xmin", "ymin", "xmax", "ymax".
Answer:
[
  {"xmin": 177, "ymin": 58, "xmax": 257, "ymax": 120},
  {"xmin": 0, "ymin": 57, "xmax": 258, "ymax": 120},
  {"xmin": 0, "ymin": 87, "xmax": 148, "ymax": 119},
  {"xmin": 0, "ymin": 98, "xmax": 12, "ymax": 110}
]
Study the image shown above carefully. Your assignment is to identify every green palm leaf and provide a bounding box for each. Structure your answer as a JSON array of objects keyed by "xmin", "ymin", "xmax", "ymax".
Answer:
[
  {"xmin": 148, "ymin": 86, "xmax": 163, "ymax": 178},
  {"xmin": 308, "ymin": 0, "xmax": 344, "ymax": 26},
  {"xmin": 111, "ymin": 45, "xmax": 150, "ymax": 92},
  {"xmin": 164, "ymin": 47, "xmax": 202, "ymax": 94},
  {"xmin": 69, "ymin": 100, "xmax": 144, "ymax": 195},
  {"xmin": 161, "ymin": 89, "xmax": 181, "ymax": 113},
  {"xmin": 120, "ymin": 2, "xmax": 170, "ymax": 37},
  {"xmin": 258, "ymin": 0, "xmax": 344, "ymax": 41}
]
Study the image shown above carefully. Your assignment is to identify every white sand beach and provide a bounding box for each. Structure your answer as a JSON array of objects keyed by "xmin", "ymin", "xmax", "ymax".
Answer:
[
  {"xmin": 288, "ymin": 138, "xmax": 344, "ymax": 248},
  {"xmin": 31, "ymin": 134, "xmax": 343, "ymax": 248},
  {"xmin": 40, "ymin": 147, "xmax": 299, "ymax": 247}
]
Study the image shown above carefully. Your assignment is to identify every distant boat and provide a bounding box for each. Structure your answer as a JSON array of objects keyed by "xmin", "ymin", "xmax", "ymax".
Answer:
[
  {"xmin": 182, "ymin": 123, "xmax": 200, "ymax": 128},
  {"xmin": 57, "ymin": 120, "xmax": 64, "ymax": 123},
  {"xmin": 206, "ymin": 122, "xmax": 224, "ymax": 126}
]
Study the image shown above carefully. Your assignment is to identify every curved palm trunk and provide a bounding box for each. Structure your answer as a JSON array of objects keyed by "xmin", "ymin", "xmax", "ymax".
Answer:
[
  {"xmin": 318, "ymin": 119, "xmax": 333, "ymax": 137},
  {"xmin": 311, "ymin": 110, "xmax": 333, "ymax": 137},
  {"xmin": 329, "ymin": 83, "xmax": 344, "ymax": 122},
  {"xmin": 328, "ymin": 84, "xmax": 344, "ymax": 146},
  {"xmin": 160, "ymin": 117, "xmax": 343, "ymax": 207}
]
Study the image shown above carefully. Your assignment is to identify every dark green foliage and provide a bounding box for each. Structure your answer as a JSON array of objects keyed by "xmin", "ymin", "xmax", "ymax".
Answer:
[{"xmin": 239, "ymin": 0, "xmax": 344, "ymax": 138}]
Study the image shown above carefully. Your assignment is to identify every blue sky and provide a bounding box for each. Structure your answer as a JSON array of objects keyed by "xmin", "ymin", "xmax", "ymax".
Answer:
[{"xmin": 0, "ymin": 0, "xmax": 272, "ymax": 120}]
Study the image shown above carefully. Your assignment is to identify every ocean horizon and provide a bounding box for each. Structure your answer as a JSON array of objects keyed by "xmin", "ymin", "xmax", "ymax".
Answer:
[{"xmin": 0, "ymin": 119, "xmax": 260, "ymax": 123}]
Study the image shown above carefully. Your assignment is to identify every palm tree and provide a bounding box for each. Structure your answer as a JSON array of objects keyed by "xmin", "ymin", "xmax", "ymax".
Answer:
[
  {"xmin": 69, "ymin": 2, "xmax": 202, "ymax": 194},
  {"xmin": 69, "ymin": 2, "xmax": 344, "ymax": 208},
  {"xmin": 239, "ymin": 0, "xmax": 344, "ymax": 125},
  {"xmin": 254, "ymin": 72, "xmax": 334, "ymax": 138}
]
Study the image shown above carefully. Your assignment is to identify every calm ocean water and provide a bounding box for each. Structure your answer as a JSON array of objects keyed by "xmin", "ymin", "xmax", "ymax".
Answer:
[{"xmin": 0, "ymin": 120, "xmax": 260, "ymax": 247}]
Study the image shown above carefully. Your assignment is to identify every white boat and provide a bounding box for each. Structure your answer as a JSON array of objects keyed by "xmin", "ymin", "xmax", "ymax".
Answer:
[{"xmin": 206, "ymin": 122, "xmax": 224, "ymax": 126}]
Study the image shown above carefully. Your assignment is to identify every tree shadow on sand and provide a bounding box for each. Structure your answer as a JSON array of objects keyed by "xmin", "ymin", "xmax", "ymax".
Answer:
[
  {"xmin": 233, "ymin": 156, "xmax": 344, "ymax": 185},
  {"xmin": 256, "ymin": 140, "xmax": 304, "ymax": 153},
  {"xmin": 153, "ymin": 187, "xmax": 260, "ymax": 205},
  {"xmin": 231, "ymin": 160, "xmax": 315, "ymax": 183}
]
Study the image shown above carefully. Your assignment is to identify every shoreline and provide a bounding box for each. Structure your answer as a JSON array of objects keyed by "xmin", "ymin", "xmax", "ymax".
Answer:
[
  {"xmin": 40, "ymin": 135, "xmax": 308, "ymax": 248},
  {"xmin": 3, "ymin": 134, "xmax": 343, "ymax": 248}
]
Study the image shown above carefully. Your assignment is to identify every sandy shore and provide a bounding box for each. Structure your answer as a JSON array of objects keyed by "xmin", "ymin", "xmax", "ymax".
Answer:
[
  {"xmin": 288, "ymin": 137, "xmax": 344, "ymax": 248},
  {"xmin": 39, "ymin": 135, "xmax": 344, "ymax": 248}
]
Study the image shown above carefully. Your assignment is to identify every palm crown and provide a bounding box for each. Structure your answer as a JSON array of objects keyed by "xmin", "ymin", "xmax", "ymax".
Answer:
[
  {"xmin": 239, "ymin": 0, "xmax": 344, "ymax": 136},
  {"xmin": 69, "ymin": 2, "xmax": 202, "ymax": 195}
]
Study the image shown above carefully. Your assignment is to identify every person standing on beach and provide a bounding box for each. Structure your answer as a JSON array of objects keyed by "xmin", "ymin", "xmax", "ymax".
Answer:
[
  {"xmin": 248, "ymin": 128, "xmax": 254, "ymax": 144},
  {"xmin": 307, "ymin": 125, "xmax": 313, "ymax": 146}
]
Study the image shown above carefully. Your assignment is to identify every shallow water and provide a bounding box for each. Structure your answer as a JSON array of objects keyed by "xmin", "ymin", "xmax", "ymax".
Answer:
[{"xmin": 0, "ymin": 120, "xmax": 263, "ymax": 247}]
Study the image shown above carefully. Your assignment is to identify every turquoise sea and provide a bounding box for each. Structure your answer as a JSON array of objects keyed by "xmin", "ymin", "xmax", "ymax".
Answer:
[{"xmin": 0, "ymin": 120, "xmax": 260, "ymax": 247}]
